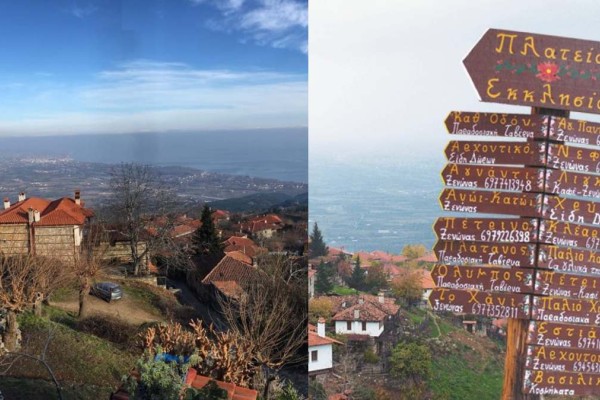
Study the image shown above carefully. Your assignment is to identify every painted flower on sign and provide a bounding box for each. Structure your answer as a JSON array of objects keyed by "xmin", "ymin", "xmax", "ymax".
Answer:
[{"xmin": 536, "ymin": 62, "xmax": 560, "ymax": 83}]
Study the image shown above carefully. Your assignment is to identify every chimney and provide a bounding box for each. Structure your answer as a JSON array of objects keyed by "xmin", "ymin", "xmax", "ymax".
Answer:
[
  {"xmin": 18, "ymin": 192, "xmax": 26, "ymax": 202},
  {"xmin": 74, "ymin": 190, "xmax": 81, "ymax": 206},
  {"xmin": 34, "ymin": 209, "xmax": 40, "ymax": 222},
  {"xmin": 317, "ymin": 317, "xmax": 326, "ymax": 337},
  {"xmin": 3, "ymin": 198, "xmax": 10, "ymax": 210},
  {"xmin": 28, "ymin": 208, "xmax": 35, "ymax": 224},
  {"xmin": 354, "ymin": 309, "xmax": 360, "ymax": 320},
  {"xmin": 378, "ymin": 292, "xmax": 385, "ymax": 304}
]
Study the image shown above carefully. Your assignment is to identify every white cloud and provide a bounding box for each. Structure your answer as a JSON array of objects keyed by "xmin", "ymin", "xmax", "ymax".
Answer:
[
  {"xmin": 67, "ymin": 3, "xmax": 98, "ymax": 18},
  {"xmin": 202, "ymin": 0, "xmax": 307, "ymax": 53},
  {"xmin": 0, "ymin": 60, "xmax": 307, "ymax": 136}
]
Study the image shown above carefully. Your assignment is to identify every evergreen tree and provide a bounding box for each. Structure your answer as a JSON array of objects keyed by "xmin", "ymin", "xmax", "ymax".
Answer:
[
  {"xmin": 347, "ymin": 256, "xmax": 365, "ymax": 291},
  {"xmin": 309, "ymin": 222, "xmax": 328, "ymax": 257},
  {"xmin": 315, "ymin": 260, "xmax": 334, "ymax": 294},
  {"xmin": 192, "ymin": 205, "xmax": 223, "ymax": 255}
]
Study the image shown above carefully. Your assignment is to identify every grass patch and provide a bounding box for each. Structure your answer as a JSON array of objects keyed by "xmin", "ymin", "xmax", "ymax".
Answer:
[
  {"xmin": 405, "ymin": 308, "xmax": 426, "ymax": 325},
  {"xmin": 428, "ymin": 347, "xmax": 503, "ymax": 399},
  {"xmin": 10, "ymin": 312, "xmax": 137, "ymax": 390},
  {"xmin": 49, "ymin": 286, "xmax": 78, "ymax": 303},
  {"xmin": 331, "ymin": 285, "xmax": 359, "ymax": 295},
  {"xmin": 0, "ymin": 376, "xmax": 114, "ymax": 400}
]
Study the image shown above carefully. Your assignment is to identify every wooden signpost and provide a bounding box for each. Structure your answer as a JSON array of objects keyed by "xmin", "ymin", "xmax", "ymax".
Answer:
[
  {"xmin": 431, "ymin": 27, "xmax": 600, "ymax": 398},
  {"xmin": 463, "ymin": 28, "xmax": 600, "ymax": 113}
]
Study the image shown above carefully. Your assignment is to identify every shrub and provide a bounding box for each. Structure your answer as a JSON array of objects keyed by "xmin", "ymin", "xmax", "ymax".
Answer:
[
  {"xmin": 363, "ymin": 349, "xmax": 379, "ymax": 364},
  {"xmin": 77, "ymin": 315, "xmax": 138, "ymax": 348}
]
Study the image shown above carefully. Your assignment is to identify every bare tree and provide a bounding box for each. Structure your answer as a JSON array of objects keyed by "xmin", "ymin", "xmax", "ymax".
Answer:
[
  {"xmin": 74, "ymin": 225, "xmax": 109, "ymax": 319},
  {"xmin": 217, "ymin": 256, "xmax": 307, "ymax": 399},
  {"xmin": 0, "ymin": 255, "xmax": 69, "ymax": 351},
  {"xmin": 107, "ymin": 163, "xmax": 184, "ymax": 276}
]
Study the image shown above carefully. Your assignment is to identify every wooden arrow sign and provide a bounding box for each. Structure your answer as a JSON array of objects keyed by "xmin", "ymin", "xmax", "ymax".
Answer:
[
  {"xmin": 526, "ymin": 345, "xmax": 600, "ymax": 375},
  {"xmin": 527, "ymin": 320, "xmax": 600, "ymax": 350},
  {"xmin": 432, "ymin": 264, "xmax": 534, "ymax": 294},
  {"xmin": 532, "ymin": 296, "xmax": 600, "ymax": 326},
  {"xmin": 433, "ymin": 217, "xmax": 539, "ymax": 243},
  {"xmin": 445, "ymin": 140, "xmax": 546, "ymax": 166},
  {"xmin": 539, "ymin": 245, "xmax": 600, "ymax": 278},
  {"xmin": 545, "ymin": 169, "xmax": 600, "ymax": 200},
  {"xmin": 540, "ymin": 220, "xmax": 600, "ymax": 251},
  {"xmin": 523, "ymin": 369, "xmax": 600, "ymax": 396},
  {"xmin": 439, "ymin": 188, "xmax": 543, "ymax": 217},
  {"xmin": 445, "ymin": 111, "xmax": 548, "ymax": 139},
  {"xmin": 550, "ymin": 117, "xmax": 600, "ymax": 146},
  {"xmin": 535, "ymin": 270, "xmax": 600, "ymax": 301},
  {"xmin": 428, "ymin": 287, "xmax": 530, "ymax": 319},
  {"xmin": 441, "ymin": 164, "xmax": 543, "ymax": 192},
  {"xmin": 433, "ymin": 240, "xmax": 535, "ymax": 268},
  {"xmin": 464, "ymin": 28, "xmax": 600, "ymax": 113},
  {"xmin": 542, "ymin": 196, "xmax": 600, "ymax": 226},
  {"xmin": 547, "ymin": 144, "xmax": 600, "ymax": 174}
]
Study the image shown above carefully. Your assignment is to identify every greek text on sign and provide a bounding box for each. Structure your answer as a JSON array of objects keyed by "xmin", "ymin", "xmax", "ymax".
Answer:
[
  {"xmin": 532, "ymin": 296, "xmax": 600, "ymax": 326},
  {"xmin": 526, "ymin": 345, "xmax": 600, "ymax": 374},
  {"xmin": 433, "ymin": 217, "xmax": 538, "ymax": 243},
  {"xmin": 535, "ymin": 270, "xmax": 600, "ymax": 300},
  {"xmin": 439, "ymin": 188, "xmax": 542, "ymax": 216},
  {"xmin": 540, "ymin": 220, "xmax": 600, "ymax": 251},
  {"xmin": 543, "ymin": 196, "xmax": 600, "ymax": 226},
  {"xmin": 464, "ymin": 28, "xmax": 600, "ymax": 113},
  {"xmin": 445, "ymin": 140, "xmax": 546, "ymax": 166},
  {"xmin": 545, "ymin": 169, "xmax": 600, "ymax": 200},
  {"xmin": 445, "ymin": 111, "xmax": 547, "ymax": 139},
  {"xmin": 431, "ymin": 264, "xmax": 533, "ymax": 293},
  {"xmin": 539, "ymin": 245, "xmax": 600, "ymax": 277},
  {"xmin": 428, "ymin": 288, "xmax": 530, "ymax": 319},
  {"xmin": 434, "ymin": 240, "xmax": 535, "ymax": 268},
  {"xmin": 523, "ymin": 370, "xmax": 600, "ymax": 396},
  {"xmin": 548, "ymin": 144, "xmax": 600, "ymax": 174},
  {"xmin": 527, "ymin": 321, "xmax": 600, "ymax": 351},
  {"xmin": 550, "ymin": 117, "xmax": 600, "ymax": 145},
  {"xmin": 442, "ymin": 164, "xmax": 543, "ymax": 192}
]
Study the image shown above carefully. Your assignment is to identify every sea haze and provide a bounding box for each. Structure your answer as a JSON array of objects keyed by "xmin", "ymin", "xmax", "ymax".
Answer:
[
  {"xmin": 0, "ymin": 128, "xmax": 308, "ymax": 183},
  {"xmin": 310, "ymin": 154, "xmax": 443, "ymax": 254}
]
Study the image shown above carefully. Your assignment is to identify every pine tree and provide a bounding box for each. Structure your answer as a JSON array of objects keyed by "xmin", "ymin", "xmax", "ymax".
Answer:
[
  {"xmin": 192, "ymin": 205, "xmax": 223, "ymax": 255},
  {"xmin": 315, "ymin": 260, "xmax": 334, "ymax": 294},
  {"xmin": 347, "ymin": 256, "xmax": 365, "ymax": 291},
  {"xmin": 309, "ymin": 222, "xmax": 328, "ymax": 257}
]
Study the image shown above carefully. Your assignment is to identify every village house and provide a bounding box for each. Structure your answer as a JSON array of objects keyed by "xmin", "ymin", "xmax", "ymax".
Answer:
[
  {"xmin": 309, "ymin": 318, "xmax": 342, "ymax": 376},
  {"xmin": 200, "ymin": 254, "xmax": 262, "ymax": 301},
  {"xmin": 0, "ymin": 191, "xmax": 93, "ymax": 263},
  {"xmin": 222, "ymin": 235, "xmax": 266, "ymax": 260},
  {"xmin": 240, "ymin": 213, "xmax": 284, "ymax": 239},
  {"xmin": 328, "ymin": 293, "xmax": 400, "ymax": 338}
]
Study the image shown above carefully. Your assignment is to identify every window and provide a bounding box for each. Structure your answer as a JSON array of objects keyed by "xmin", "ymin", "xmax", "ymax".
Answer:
[
  {"xmin": 311, "ymin": 350, "xmax": 318, "ymax": 362},
  {"xmin": 362, "ymin": 321, "xmax": 367, "ymax": 331},
  {"xmin": 347, "ymin": 321, "xmax": 352, "ymax": 330}
]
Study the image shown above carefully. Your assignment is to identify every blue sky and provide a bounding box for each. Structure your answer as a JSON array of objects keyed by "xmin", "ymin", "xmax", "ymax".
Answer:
[{"xmin": 0, "ymin": 0, "xmax": 307, "ymax": 136}]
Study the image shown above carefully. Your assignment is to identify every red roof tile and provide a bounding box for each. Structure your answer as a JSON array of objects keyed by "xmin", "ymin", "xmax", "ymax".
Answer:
[
  {"xmin": 309, "ymin": 331, "xmax": 343, "ymax": 347},
  {"xmin": 0, "ymin": 196, "xmax": 93, "ymax": 226},
  {"xmin": 202, "ymin": 255, "xmax": 261, "ymax": 286},
  {"xmin": 185, "ymin": 369, "xmax": 258, "ymax": 400},
  {"xmin": 332, "ymin": 301, "xmax": 387, "ymax": 322},
  {"xmin": 225, "ymin": 250, "xmax": 253, "ymax": 265}
]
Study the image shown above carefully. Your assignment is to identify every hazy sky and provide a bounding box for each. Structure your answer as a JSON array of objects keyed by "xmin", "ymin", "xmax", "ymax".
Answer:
[
  {"xmin": 310, "ymin": 0, "xmax": 600, "ymax": 159},
  {"xmin": 0, "ymin": 0, "xmax": 307, "ymax": 136}
]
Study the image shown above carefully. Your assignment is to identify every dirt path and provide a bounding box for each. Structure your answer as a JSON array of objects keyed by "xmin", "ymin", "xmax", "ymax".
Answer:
[{"xmin": 52, "ymin": 293, "xmax": 164, "ymax": 326}]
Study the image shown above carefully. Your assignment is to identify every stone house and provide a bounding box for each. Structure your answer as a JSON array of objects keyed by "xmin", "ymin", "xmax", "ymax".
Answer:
[{"xmin": 0, "ymin": 191, "xmax": 93, "ymax": 263}]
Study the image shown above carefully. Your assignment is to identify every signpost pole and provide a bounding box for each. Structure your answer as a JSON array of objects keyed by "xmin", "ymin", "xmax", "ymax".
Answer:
[{"xmin": 501, "ymin": 107, "xmax": 569, "ymax": 400}]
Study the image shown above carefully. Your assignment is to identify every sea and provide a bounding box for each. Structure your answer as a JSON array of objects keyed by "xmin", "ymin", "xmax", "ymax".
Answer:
[
  {"xmin": 309, "ymin": 154, "xmax": 444, "ymax": 255},
  {"xmin": 0, "ymin": 128, "xmax": 308, "ymax": 184}
]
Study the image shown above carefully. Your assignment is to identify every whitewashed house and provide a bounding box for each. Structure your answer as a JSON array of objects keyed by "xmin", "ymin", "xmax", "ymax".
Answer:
[
  {"xmin": 308, "ymin": 318, "xmax": 341, "ymax": 375},
  {"xmin": 331, "ymin": 300, "xmax": 387, "ymax": 337}
]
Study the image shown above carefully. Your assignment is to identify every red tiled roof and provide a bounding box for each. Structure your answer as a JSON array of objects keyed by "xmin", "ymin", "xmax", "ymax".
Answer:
[
  {"xmin": 309, "ymin": 331, "xmax": 343, "ymax": 347},
  {"xmin": 186, "ymin": 369, "xmax": 258, "ymax": 400},
  {"xmin": 320, "ymin": 294, "xmax": 399, "ymax": 316},
  {"xmin": 0, "ymin": 196, "xmax": 93, "ymax": 226},
  {"xmin": 222, "ymin": 236, "xmax": 266, "ymax": 258},
  {"xmin": 223, "ymin": 236, "xmax": 257, "ymax": 248},
  {"xmin": 172, "ymin": 224, "xmax": 195, "ymax": 237},
  {"xmin": 225, "ymin": 250, "xmax": 253, "ymax": 265},
  {"xmin": 202, "ymin": 255, "xmax": 260, "ymax": 286},
  {"xmin": 331, "ymin": 301, "xmax": 387, "ymax": 322}
]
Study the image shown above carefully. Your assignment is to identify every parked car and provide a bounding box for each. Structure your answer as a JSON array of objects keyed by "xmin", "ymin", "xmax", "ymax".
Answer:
[{"xmin": 91, "ymin": 282, "xmax": 123, "ymax": 302}]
